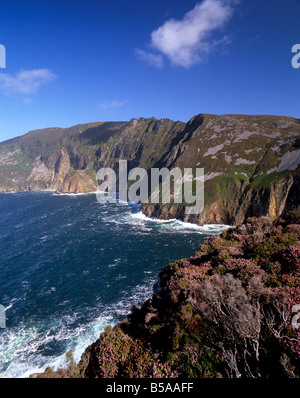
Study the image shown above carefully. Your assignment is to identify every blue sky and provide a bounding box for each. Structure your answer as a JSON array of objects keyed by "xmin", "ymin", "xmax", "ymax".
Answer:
[{"xmin": 0, "ymin": 0, "xmax": 299, "ymax": 141}]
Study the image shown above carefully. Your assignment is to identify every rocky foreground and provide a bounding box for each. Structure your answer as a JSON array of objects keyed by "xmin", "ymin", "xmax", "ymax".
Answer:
[{"xmin": 31, "ymin": 211, "xmax": 300, "ymax": 378}]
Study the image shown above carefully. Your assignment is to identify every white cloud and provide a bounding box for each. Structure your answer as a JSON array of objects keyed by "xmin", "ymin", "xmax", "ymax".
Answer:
[
  {"xmin": 135, "ymin": 48, "xmax": 164, "ymax": 68},
  {"xmin": 0, "ymin": 68, "xmax": 56, "ymax": 95},
  {"xmin": 144, "ymin": 0, "xmax": 237, "ymax": 68},
  {"xmin": 99, "ymin": 99, "xmax": 127, "ymax": 110}
]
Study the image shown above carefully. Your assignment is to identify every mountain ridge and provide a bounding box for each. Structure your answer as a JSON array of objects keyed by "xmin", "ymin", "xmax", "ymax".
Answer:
[{"xmin": 0, "ymin": 113, "xmax": 299, "ymax": 225}]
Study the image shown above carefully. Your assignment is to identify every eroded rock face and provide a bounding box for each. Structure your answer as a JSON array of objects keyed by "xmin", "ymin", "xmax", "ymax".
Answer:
[
  {"xmin": 0, "ymin": 114, "xmax": 299, "ymax": 223},
  {"xmin": 55, "ymin": 169, "xmax": 98, "ymax": 194},
  {"xmin": 51, "ymin": 149, "xmax": 71, "ymax": 190},
  {"xmin": 29, "ymin": 156, "xmax": 52, "ymax": 183}
]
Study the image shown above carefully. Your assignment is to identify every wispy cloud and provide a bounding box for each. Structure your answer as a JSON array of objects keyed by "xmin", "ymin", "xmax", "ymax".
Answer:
[
  {"xmin": 99, "ymin": 99, "xmax": 127, "ymax": 110},
  {"xmin": 138, "ymin": 0, "xmax": 238, "ymax": 68},
  {"xmin": 135, "ymin": 48, "xmax": 164, "ymax": 68},
  {"xmin": 0, "ymin": 68, "xmax": 56, "ymax": 95}
]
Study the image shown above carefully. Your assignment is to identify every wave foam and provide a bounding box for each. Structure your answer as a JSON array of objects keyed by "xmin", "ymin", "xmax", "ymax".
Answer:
[
  {"xmin": 0, "ymin": 313, "xmax": 114, "ymax": 378},
  {"xmin": 0, "ymin": 273, "xmax": 156, "ymax": 378},
  {"xmin": 52, "ymin": 191, "xmax": 97, "ymax": 197},
  {"xmin": 130, "ymin": 212, "xmax": 231, "ymax": 234}
]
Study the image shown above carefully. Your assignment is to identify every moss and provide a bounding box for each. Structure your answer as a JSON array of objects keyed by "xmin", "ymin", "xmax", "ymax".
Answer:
[{"xmin": 251, "ymin": 170, "xmax": 292, "ymax": 188}]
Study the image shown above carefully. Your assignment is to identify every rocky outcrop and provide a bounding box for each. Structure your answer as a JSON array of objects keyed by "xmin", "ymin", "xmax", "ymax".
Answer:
[
  {"xmin": 55, "ymin": 169, "xmax": 98, "ymax": 194},
  {"xmin": 51, "ymin": 148, "xmax": 71, "ymax": 190}
]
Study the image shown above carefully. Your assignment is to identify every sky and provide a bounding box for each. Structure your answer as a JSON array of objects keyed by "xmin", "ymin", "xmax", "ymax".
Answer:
[{"xmin": 0, "ymin": 0, "xmax": 300, "ymax": 142}]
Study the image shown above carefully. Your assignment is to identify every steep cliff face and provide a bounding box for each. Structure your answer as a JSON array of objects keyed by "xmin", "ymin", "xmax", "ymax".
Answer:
[
  {"xmin": 55, "ymin": 169, "xmax": 98, "ymax": 194},
  {"xmin": 51, "ymin": 148, "xmax": 71, "ymax": 190},
  {"xmin": 0, "ymin": 114, "xmax": 299, "ymax": 225},
  {"xmin": 139, "ymin": 114, "xmax": 300, "ymax": 225},
  {"xmin": 141, "ymin": 173, "xmax": 299, "ymax": 226}
]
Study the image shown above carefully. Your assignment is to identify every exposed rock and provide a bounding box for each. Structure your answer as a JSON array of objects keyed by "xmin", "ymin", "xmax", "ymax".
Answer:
[
  {"xmin": 28, "ymin": 156, "xmax": 52, "ymax": 182},
  {"xmin": 55, "ymin": 169, "xmax": 98, "ymax": 194},
  {"xmin": 277, "ymin": 149, "xmax": 300, "ymax": 172},
  {"xmin": 51, "ymin": 148, "xmax": 71, "ymax": 189}
]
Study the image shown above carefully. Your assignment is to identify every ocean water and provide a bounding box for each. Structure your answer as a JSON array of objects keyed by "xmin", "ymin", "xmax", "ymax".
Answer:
[{"xmin": 0, "ymin": 191, "xmax": 229, "ymax": 378}]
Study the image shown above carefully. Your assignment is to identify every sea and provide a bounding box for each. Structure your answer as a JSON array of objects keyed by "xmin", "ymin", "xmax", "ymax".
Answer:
[{"xmin": 0, "ymin": 191, "xmax": 229, "ymax": 378}]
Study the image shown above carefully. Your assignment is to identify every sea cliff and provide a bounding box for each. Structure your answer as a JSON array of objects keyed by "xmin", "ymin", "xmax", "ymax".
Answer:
[{"xmin": 0, "ymin": 114, "xmax": 299, "ymax": 225}]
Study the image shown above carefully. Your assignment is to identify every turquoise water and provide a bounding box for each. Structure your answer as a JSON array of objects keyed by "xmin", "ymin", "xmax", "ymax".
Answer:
[{"xmin": 0, "ymin": 191, "xmax": 228, "ymax": 377}]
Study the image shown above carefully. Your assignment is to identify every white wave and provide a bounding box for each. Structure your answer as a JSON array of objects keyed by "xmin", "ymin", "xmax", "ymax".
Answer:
[
  {"xmin": 131, "ymin": 212, "xmax": 177, "ymax": 223},
  {"xmin": 4, "ymin": 298, "xmax": 20, "ymax": 312},
  {"xmin": 174, "ymin": 221, "xmax": 231, "ymax": 232},
  {"xmin": 52, "ymin": 191, "xmax": 97, "ymax": 197},
  {"xmin": 0, "ymin": 271, "xmax": 156, "ymax": 378},
  {"xmin": 101, "ymin": 207, "xmax": 231, "ymax": 235},
  {"xmin": 0, "ymin": 311, "xmax": 114, "ymax": 378},
  {"xmin": 130, "ymin": 211, "xmax": 231, "ymax": 233}
]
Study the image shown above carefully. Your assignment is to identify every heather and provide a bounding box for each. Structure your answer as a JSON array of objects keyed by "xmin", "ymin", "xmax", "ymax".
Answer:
[{"xmin": 50, "ymin": 211, "xmax": 300, "ymax": 378}]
